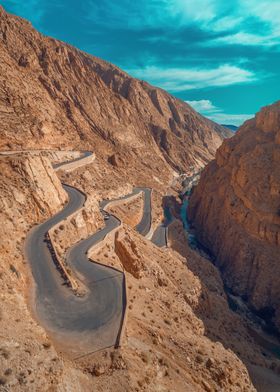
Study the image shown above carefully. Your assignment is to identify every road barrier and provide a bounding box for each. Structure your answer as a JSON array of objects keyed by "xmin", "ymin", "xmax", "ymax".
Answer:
[
  {"xmin": 45, "ymin": 232, "xmax": 79, "ymax": 292},
  {"xmin": 54, "ymin": 152, "xmax": 95, "ymax": 172}
]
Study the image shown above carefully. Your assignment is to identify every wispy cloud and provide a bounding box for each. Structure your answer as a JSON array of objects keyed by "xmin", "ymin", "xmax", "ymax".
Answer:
[
  {"xmin": 244, "ymin": 0, "xmax": 280, "ymax": 36},
  {"xmin": 211, "ymin": 16, "xmax": 243, "ymax": 32},
  {"xmin": 87, "ymin": 0, "xmax": 280, "ymax": 49},
  {"xmin": 87, "ymin": 0, "xmax": 233, "ymax": 31},
  {"xmin": 185, "ymin": 99, "xmax": 253, "ymax": 126},
  {"xmin": 206, "ymin": 32, "xmax": 280, "ymax": 48},
  {"xmin": 206, "ymin": 1, "xmax": 280, "ymax": 47},
  {"xmin": 172, "ymin": 0, "xmax": 280, "ymax": 47},
  {"xmin": 5, "ymin": 0, "xmax": 280, "ymax": 49},
  {"xmin": 87, "ymin": 0, "xmax": 178, "ymax": 30},
  {"xmin": 207, "ymin": 112, "xmax": 253, "ymax": 125},
  {"xmin": 126, "ymin": 65, "xmax": 257, "ymax": 92}
]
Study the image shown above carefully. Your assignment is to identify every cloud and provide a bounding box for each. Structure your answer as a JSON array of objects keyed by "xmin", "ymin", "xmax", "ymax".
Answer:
[
  {"xmin": 165, "ymin": 0, "xmax": 220, "ymax": 24},
  {"xmin": 203, "ymin": 1, "xmax": 280, "ymax": 47},
  {"xmin": 185, "ymin": 99, "xmax": 253, "ymax": 126},
  {"xmin": 211, "ymin": 16, "xmax": 243, "ymax": 32},
  {"xmin": 126, "ymin": 64, "xmax": 256, "ymax": 92},
  {"xmin": 207, "ymin": 112, "xmax": 253, "ymax": 125},
  {"xmin": 244, "ymin": 0, "xmax": 280, "ymax": 35},
  {"xmin": 207, "ymin": 32, "xmax": 279, "ymax": 47},
  {"xmin": 87, "ymin": 0, "xmax": 179, "ymax": 30},
  {"xmin": 87, "ymin": 0, "xmax": 214, "ymax": 29},
  {"xmin": 85, "ymin": 1, "xmax": 231, "ymax": 32},
  {"xmin": 5, "ymin": 0, "xmax": 280, "ymax": 49},
  {"xmin": 185, "ymin": 99, "xmax": 218, "ymax": 112},
  {"xmin": 174, "ymin": 0, "xmax": 280, "ymax": 47}
]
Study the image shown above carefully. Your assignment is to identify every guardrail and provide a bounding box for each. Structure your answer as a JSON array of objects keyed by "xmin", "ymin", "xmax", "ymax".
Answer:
[
  {"xmin": 45, "ymin": 233, "xmax": 78, "ymax": 291},
  {"xmin": 54, "ymin": 152, "xmax": 95, "ymax": 172},
  {"xmin": 0, "ymin": 150, "xmax": 95, "ymax": 173}
]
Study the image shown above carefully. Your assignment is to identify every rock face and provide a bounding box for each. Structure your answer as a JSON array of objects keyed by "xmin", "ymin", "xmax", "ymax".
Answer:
[
  {"xmin": 0, "ymin": 154, "xmax": 67, "ymax": 225},
  {"xmin": 0, "ymin": 153, "xmax": 67, "ymax": 285},
  {"xmin": 115, "ymin": 230, "xmax": 145, "ymax": 278},
  {"xmin": 188, "ymin": 101, "xmax": 280, "ymax": 330},
  {"xmin": 0, "ymin": 6, "xmax": 230, "ymax": 174}
]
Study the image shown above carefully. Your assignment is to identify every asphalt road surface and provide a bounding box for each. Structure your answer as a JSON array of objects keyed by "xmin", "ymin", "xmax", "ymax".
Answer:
[
  {"xmin": 151, "ymin": 205, "xmax": 173, "ymax": 247},
  {"xmin": 25, "ymin": 184, "xmax": 125, "ymax": 356},
  {"xmin": 25, "ymin": 184, "xmax": 152, "ymax": 357},
  {"xmin": 100, "ymin": 187, "xmax": 152, "ymax": 236},
  {"xmin": 151, "ymin": 224, "xmax": 167, "ymax": 247},
  {"xmin": 135, "ymin": 188, "xmax": 152, "ymax": 236}
]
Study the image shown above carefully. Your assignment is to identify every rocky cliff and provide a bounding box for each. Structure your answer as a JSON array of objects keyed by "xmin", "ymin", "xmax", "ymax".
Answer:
[
  {"xmin": 188, "ymin": 101, "xmax": 280, "ymax": 331},
  {"xmin": 0, "ymin": 6, "xmax": 230, "ymax": 175}
]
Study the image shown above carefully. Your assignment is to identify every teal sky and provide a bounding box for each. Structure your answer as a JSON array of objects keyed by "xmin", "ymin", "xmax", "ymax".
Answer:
[{"xmin": 2, "ymin": 0, "xmax": 280, "ymax": 125}]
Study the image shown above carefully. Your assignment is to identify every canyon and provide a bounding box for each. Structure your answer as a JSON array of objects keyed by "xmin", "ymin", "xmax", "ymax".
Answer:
[{"xmin": 0, "ymin": 5, "xmax": 279, "ymax": 392}]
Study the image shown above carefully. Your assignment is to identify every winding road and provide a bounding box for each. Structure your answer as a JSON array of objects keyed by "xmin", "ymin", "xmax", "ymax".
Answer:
[
  {"xmin": 2, "ymin": 149, "xmax": 167, "ymax": 355},
  {"xmin": 24, "ymin": 151, "xmax": 154, "ymax": 356},
  {"xmin": 25, "ymin": 184, "xmax": 125, "ymax": 356}
]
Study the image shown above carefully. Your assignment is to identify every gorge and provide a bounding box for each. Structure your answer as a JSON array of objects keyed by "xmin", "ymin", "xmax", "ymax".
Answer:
[{"xmin": 0, "ymin": 4, "xmax": 280, "ymax": 392}]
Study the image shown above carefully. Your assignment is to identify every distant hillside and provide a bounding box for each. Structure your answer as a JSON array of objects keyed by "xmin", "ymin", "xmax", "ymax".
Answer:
[{"xmin": 221, "ymin": 124, "xmax": 238, "ymax": 132}]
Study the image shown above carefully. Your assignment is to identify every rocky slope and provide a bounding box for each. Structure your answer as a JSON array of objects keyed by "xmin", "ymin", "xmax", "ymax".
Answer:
[
  {"xmin": 0, "ymin": 151, "xmax": 261, "ymax": 392},
  {"xmin": 0, "ymin": 5, "xmax": 230, "ymax": 176},
  {"xmin": 188, "ymin": 101, "xmax": 280, "ymax": 332}
]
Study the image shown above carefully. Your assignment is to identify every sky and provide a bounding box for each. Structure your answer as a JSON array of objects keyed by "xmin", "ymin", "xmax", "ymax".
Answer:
[{"xmin": 2, "ymin": 0, "xmax": 280, "ymax": 126}]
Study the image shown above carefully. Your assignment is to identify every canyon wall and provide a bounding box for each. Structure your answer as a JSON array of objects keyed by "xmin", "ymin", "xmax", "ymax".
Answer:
[{"xmin": 188, "ymin": 101, "xmax": 280, "ymax": 331}]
